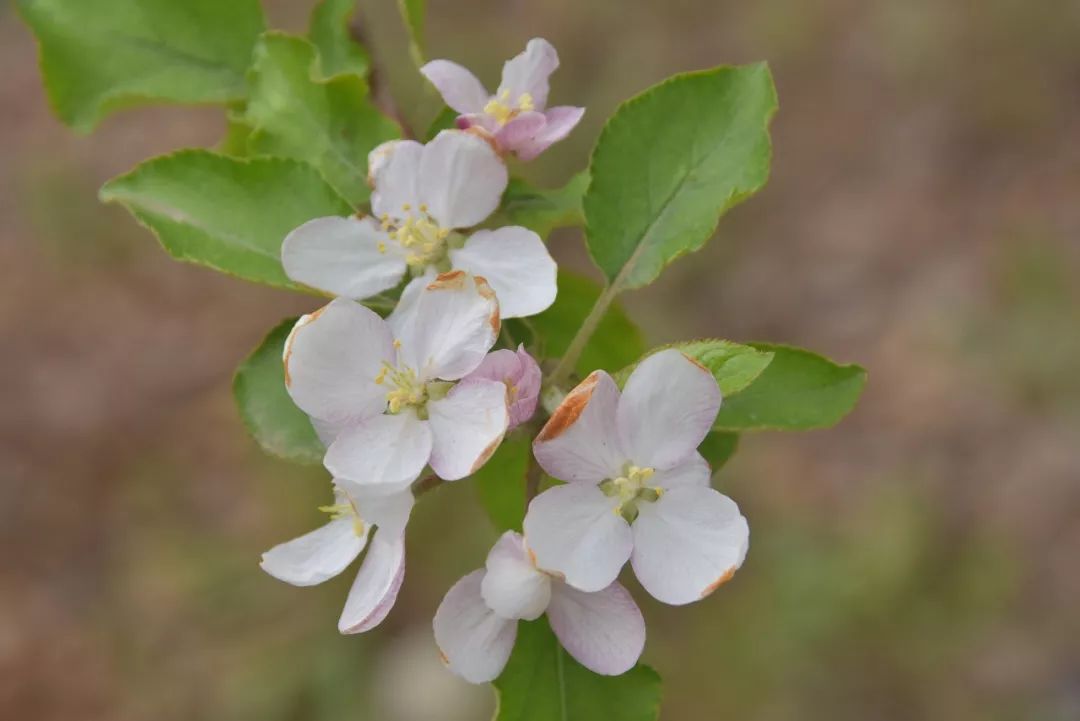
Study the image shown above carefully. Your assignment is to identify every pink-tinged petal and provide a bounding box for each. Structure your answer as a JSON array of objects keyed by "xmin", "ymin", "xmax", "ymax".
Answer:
[
  {"xmin": 260, "ymin": 518, "xmax": 367, "ymax": 587},
  {"xmin": 283, "ymin": 298, "xmax": 394, "ymax": 425},
  {"xmin": 616, "ymin": 349, "xmax": 721, "ymax": 470},
  {"xmin": 337, "ymin": 482, "xmax": 415, "ymax": 537},
  {"xmin": 493, "ymin": 111, "xmax": 546, "ymax": 148},
  {"xmin": 481, "ymin": 531, "xmax": 551, "ymax": 621},
  {"xmin": 420, "ymin": 59, "xmax": 490, "ymax": 114},
  {"xmin": 497, "ymin": 38, "xmax": 559, "ymax": 110},
  {"xmin": 450, "ymin": 226, "xmax": 557, "ymax": 319},
  {"xmin": 523, "ymin": 483, "xmax": 631, "ymax": 592},
  {"xmin": 514, "ymin": 106, "xmax": 585, "ymax": 161},
  {"xmin": 324, "ymin": 412, "xmax": 432, "ymax": 491},
  {"xmin": 456, "ymin": 112, "xmax": 500, "ymax": 135},
  {"xmin": 631, "ymin": 486, "xmax": 749, "ymax": 606},
  {"xmin": 651, "ymin": 452, "xmax": 711, "ymax": 489},
  {"xmin": 282, "ymin": 216, "xmax": 406, "ymax": 300},
  {"xmin": 427, "ymin": 378, "xmax": 509, "ymax": 481},
  {"xmin": 532, "ymin": 371, "xmax": 626, "ymax": 483},
  {"xmin": 390, "ymin": 271, "xmax": 500, "ymax": 381},
  {"xmin": 370, "ymin": 140, "xmax": 424, "ymax": 221},
  {"xmin": 339, "ymin": 532, "xmax": 406, "ymax": 633},
  {"xmin": 463, "ymin": 346, "xmax": 541, "ymax": 429},
  {"xmin": 434, "ymin": 570, "xmax": 518, "ymax": 684},
  {"xmin": 418, "ymin": 131, "xmax": 507, "ymax": 229},
  {"xmin": 547, "ymin": 580, "xmax": 645, "ymax": 676}
]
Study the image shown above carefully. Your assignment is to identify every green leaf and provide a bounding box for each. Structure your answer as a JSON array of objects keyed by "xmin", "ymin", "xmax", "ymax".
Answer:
[
  {"xmin": 424, "ymin": 105, "xmax": 459, "ymax": 141},
  {"xmin": 18, "ymin": 0, "xmax": 265, "ymax": 132},
  {"xmin": 244, "ymin": 33, "xmax": 399, "ymax": 205},
  {"xmin": 584, "ymin": 63, "xmax": 777, "ymax": 290},
  {"xmin": 309, "ymin": 0, "xmax": 370, "ymax": 78},
  {"xmin": 498, "ymin": 172, "xmax": 589, "ymax": 239},
  {"xmin": 712, "ymin": 343, "xmax": 867, "ymax": 431},
  {"xmin": 100, "ymin": 150, "xmax": 353, "ymax": 288},
  {"xmin": 473, "ymin": 434, "xmax": 530, "ymax": 532},
  {"xmin": 699, "ymin": 431, "xmax": 739, "ymax": 471},
  {"xmin": 233, "ymin": 318, "xmax": 324, "ymax": 465},
  {"xmin": 396, "ymin": 0, "xmax": 426, "ymax": 67},
  {"xmin": 494, "ymin": 618, "xmax": 662, "ymax": 721},
  {"xmin": 531, "ymin": 272, "xmax": 646, "ymax": 376},
  {"xmin": 613, "ymin": 339, "xmax": 774, "ymax": 397}
]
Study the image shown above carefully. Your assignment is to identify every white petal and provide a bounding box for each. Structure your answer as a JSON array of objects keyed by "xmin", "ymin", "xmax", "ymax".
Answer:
[
  {"xmin": 651, "ymin": 452, "xmax": 711, "ymax": 489},
  {"xmin": 371, "ymin": 140, "xmax": 424, "ymax": 221},
  {"xmin": 283, "ymin": 298, "xmax": 395, "ymax": 424},
  {"xmin": 481, "ymin": 531, "xmax": 551, "ymax": 621},
  {"xmin": 311, "ymin": 416, "xmax": 349, "ymax": 447},
  {"xmin": 450, "ymin": 226, "xmax": 557, "ymax": 319},
  {"xmin": 497, "ymin": 38, "xmax": 559, "ymax": 110},
  {"xmin": 282, "ymin": 216, "xmax": 406, "ymax": 300},
  {"xmin": 367, "ymin": 139, "xmax": 401, "ymax": 186},
  {"xmin": 339, "ymin": 532, "xmax": 407, "ymax": 633},
  {"xmin": 389, "ymin": 271, "xmax": 500, "ymax": 381},
  {"xmin": 616, "ymin": 349, "xmax": 721, "ymax": 470},
  {"xmin": 532, "ymin": 371, "xmax": 626, "ymax": 483},
  {"xmin": 337, "ymin": 482, "xmax": 415, "ymax": 537},
  {"xmin": 631, "ymin": 486, "xmax": 749, "ymax": 606},
  {"xmin": 547, "ymin": 581, "xmax": 645, "ymax": 676},
  {"xmin": 522, "ymin": 483, "xmax": 631, "ymax": 592},
  {"xmin": 260, "ymin": 518, "xmax": 367, "ymax": 587},
  {"xmin": 434, "ymin": 570, "xmax": 518, "ymax": 684},
  {"xmin": 420, "ymin": 60, "xmax": 489, "ymax": 114},
  {"xmin": 418, "ymin": 131, "xmax": 507, "ymax": 229},
  {"xmin": 324, "ymin": 412, "xmax": 432, "ymax": 491},
  {"xmin": 427, "ymin": 378, "xmax": 509, "ymax": 481}
]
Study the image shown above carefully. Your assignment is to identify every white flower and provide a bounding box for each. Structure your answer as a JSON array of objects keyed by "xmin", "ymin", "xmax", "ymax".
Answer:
[
  {"xmin": 433, "ymin": 531, "xmax": 645, "ymax": 684},
  {"xmin": 261, "ymin": 481, "xmax": 413, "ymax": 634},
  {"xmin": 283, "ymin": 272, "xmax": 509, "ymax": 489},
  {"xmin": 282, "ymin": 130, "xmax": 557, "ymax": 319},
  {"xmin": 420, "ymin": 38, "xmax": 585, "ymax": 161},
  {"xmin": 523, "ymin": 349, "xmax": 750, "ymax": 605}
]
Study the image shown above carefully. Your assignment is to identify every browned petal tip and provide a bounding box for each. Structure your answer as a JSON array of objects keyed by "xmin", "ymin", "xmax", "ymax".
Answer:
[
  {"xmin": 700, "ymin": 566, "xmax": 738, "ymax": 599},
  {"xmin": 536, "ymin": 372, "xmax": 601, "ymax": 442},
  {"xmin": 282, "ymin": 307, "xmax": 327, "ymax": 387},
  {"xmin": 427, "ymin": 269, "xmax": 467, "ymax": 290},
  {"xmin": 683, "ymin": 352, "xmax": 709, "ymax": 372},
  {"xmin": 437, "ymin": 649, "xmax": 449, "ymax": 666},
  {"xmin": 470, "ymin": 432, "xmax": 505, "ymax": 475}
]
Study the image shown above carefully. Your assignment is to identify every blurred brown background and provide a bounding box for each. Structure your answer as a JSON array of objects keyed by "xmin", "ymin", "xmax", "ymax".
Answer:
[{"xmin": 3, "ymin": 1, "xmax": 1079, "ymax": 719}]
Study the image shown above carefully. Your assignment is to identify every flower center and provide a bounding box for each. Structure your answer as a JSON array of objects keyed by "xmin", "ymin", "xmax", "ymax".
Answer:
[
  {"xmin": 381, "ymin": 203, "xmax": 454, "ymax": 271},
  {"xmin": 483, "ymin": 89, "xmax": 535, "ymax": 125},
  {"xmin": 599, "ymin": 464, "xmax": 662, "ymax": 523},
  {"xmin": 319, "ymin": 497, "xmax": 366, "ymax": 537},
  {"xmin": 375, "ymin": 355, "xmax": 453, "ymax": 420}
]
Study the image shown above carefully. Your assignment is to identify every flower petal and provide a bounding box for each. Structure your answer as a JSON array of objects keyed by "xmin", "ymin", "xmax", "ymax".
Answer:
[
  {"xmin": 434, "ymin": 569, "xmax": 518, "ymax": 684},
  {"xmin": 481, "ymin": 531, "xmax": 551, "ymax": 621},
  {"xmin": 339, "ymin": 532, "xmax": 406, "ymax": 633},
  {"xmin": 515, "ymin": 106, "xmax": 585, "ymax": 161},
  {"xmin": 418, "ymin": 131, "xmax": 507, "ymax": 229},
  {"xmin": 616, "ymin": 349, "xmax": 721, "ymax": 470},
  {"xmin": 338, "ymin": 482, "xmax": 415, "ymax": 537},
  {"xmin": 523, "ymin": 483, "xmax": 631, "ymax": 592},
  {"xmin": 463, "ymin": 346, "xmax": 542, "ymax": 429},
  {"xmin": 493, "ymin": 110, "xmax": 546, "ymax": 149},
  {"xmin": 282, "ymin": 216, "xmax": 406, "ymax": 300},
  {"xmin": 283, "ymin": 298, "xmax": 394, "ymax": 425},
  {"xmin": 450, "ymin": 226, "xmax": 557, "ymax": 319},
  {"xmin": 631, "ymin": 486, "xmax": 749, "ymax": 606},
  {"xmin": 497, "ymin": 38, "xmax": 559, "ymax": 110},
  {"xmin": 420, "ymin": 59, "xmax": 490, "ymax": 114},
  {"xmin": 547, "ymin": 581, "xmax": 645, "ymax": 676},
  {"xmin": 651, "ymin": 452, "xmax": 711, "ymax": 489},
  {"xmin": 324, "ymin": 412, "xmax": 432, "ymax": 491},
  {"xmin": 367, "ymin": 139, "xmax": 402, "ymax": 187},
  {"xmin": 370, "ymin": 139, "xmax": 424, "ymax": 221},
  {"xmin": 260, "ymin": 518, "xmax": 367, "ymax": 587},
  {"xmin": 389, "ymin": 271, "xmax": 500, "ymax": 381},
  {"xmin": 427, "ymin": 378, "xmax": 509, "ymax": 481},
  {"xmin": 532, "ymin": 371, "xmax": 626, "ymax": 483}
]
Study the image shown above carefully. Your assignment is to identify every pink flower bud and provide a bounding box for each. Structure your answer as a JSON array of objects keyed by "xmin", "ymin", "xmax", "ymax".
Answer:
[{"xmin": 465, "ymin": 345, "xmax": 542, "ymax": 428}]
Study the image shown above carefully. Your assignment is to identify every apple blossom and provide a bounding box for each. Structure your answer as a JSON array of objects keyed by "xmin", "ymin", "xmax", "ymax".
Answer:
[
  {"xmin": 282, "ymin": 130, "xmax": 557, "ymax": 319},
  {"xmin": 283, "ymin": 272, "xmax": 509, "ymax": 489},
  {"xmin": 461, "ymin": 344, "xmax": 541, "ymax": 429},
  {"xmin": 523, "ymin": 349, "xmax": 750, "ymax": 605},
  {"xmin": 261, "ymin": 481, "xmax": 413, "ymax": 634},
  {"xmin": 433, "ymin": 531, "xmax": 645, "ymax": 683}
]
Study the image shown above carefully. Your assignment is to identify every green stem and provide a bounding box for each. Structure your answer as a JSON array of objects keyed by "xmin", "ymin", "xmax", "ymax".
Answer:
[{"xmin": 546, "ymin": 282, "xmax": 620, "ymax": 388}]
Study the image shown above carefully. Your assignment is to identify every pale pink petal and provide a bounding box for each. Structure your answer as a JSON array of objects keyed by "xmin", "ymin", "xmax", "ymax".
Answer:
[
  {"xmin": 650, "ymin": 452, "xmax": 711, "ymax": 489},
  {"xmin": 493, "ymin": 111, "xmax": 546, "ymax": 148},
  {"xmin": 426, "ymin": 378, "xmax": 508, "ymax": 480},
  {"xmin": 497, "ymin": 38, "xmax": 559, "ymax": 110},
  {"xmin": 339, "ymin": 532, "xmax": 406, "ymax": 633},
  {"xmin": 515, "ymin": 106, "xmax": 585, "ymax": 161},
  {"xmin": 631, "ymin": 486, "xmax": 749, "ymax": 606},
  {"xmin": 481, "ymin": 531, "xmax": 551, "ymax": 621},
  {"xmin": 450, "ymin": 226, "xmax": 557, "ymax": 319},
  {"xmin": 523, "ymin": 483, "xmax": 631, "ymax": 592},
  {"xmin": 260, "ymin": 518, "xmax": 367, "ymax": 587},
  {"xmin": 337, "ymin": 482, "xmax": 415, "ymax": 537},
  {"xmin": 420, "ymin": 60, "xmax": 490, "ymax": 114},
  {"xmin": 547, "ymin": 580, "xmax": 645, "ymax": 676},
  {"xmin": 418, "ymin": 131, "xmax": 507, "ymax": 229},
  {"xmin": 532, "ymin": 371, "xmax": 626, "ymax": 483},
  {"xmin": 463, "ymin": 346, "xmax": 541, "ymax": 428},
  {"xmin": 282, "ymin": 216, "xmax": 406, "ymax": 300},
  {"xmin": 370, "ymin": 140, "xmax": 424, "ymax": 221},
  {"xmin": 311, "ymin": 416, "xmax": 349, "ymax": 447},
  {"xmin": 434, "ymin": 570, "xmax": 518, "ymax": 684},
  {"xmin": 283, "ymin": 298, "xmax": 394, "ymax": 425},
  {"xmin": 324, "ymin": 412, "xmax": 432, "ymax": 492},
  {"xmin": 616, "ymin": 349, "xmax": 721, "ymax": 470}
]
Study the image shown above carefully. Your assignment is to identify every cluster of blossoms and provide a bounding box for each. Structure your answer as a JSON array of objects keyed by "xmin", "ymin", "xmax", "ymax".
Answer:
[{"xmin": 261, "ymin": 39, "xmax": 749, "ymax": 683}]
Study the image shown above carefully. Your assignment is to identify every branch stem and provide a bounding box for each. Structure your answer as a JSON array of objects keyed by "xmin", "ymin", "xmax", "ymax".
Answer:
[{"xmin": 546, "ymin": 282, "xmax": 620, "ymax": 388}]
